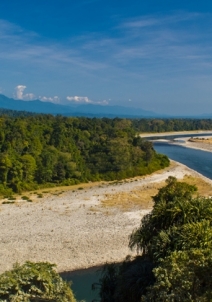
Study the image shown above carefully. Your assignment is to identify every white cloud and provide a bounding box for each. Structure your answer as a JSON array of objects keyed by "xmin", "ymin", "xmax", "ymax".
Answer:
[
  {"xmin": 39, "ymin": 96, "xmax": 60, "ymax": 103},
  {"xmin": 66, "ymin": 96, "xmax": 91, "ymax": 103},
  {"xmin": 25, "ymin": 93, "xmax": 35, "ymax": 100},
  {"xmin": 66, "ymin": 96, "xmax": 108, "ymax": 105},
  {"xmin": 14, "ymin": 85, "xmax": 61, "ymax": 103},
  {"xmin": 14, "ymin": 85, "xmax": 36, "ymax": 101},
  {"xmin": 15, "ymin": 85, "xmax": 26, "ymax": 99},
  {"xmin": 13, "ymin": 87, "xmax": 108, "ymax": 105}
]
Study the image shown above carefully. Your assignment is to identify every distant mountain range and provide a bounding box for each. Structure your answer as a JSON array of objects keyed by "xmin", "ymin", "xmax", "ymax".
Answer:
[
  {"xmin": 0, "ymin": 94, "xmax": 211, "ymax": 118},
  {"xmin": 0, "ymin": 94, "xmax": 164, "ymax": 118}
]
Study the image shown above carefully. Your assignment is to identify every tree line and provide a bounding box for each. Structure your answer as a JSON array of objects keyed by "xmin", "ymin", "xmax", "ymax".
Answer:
[
  {"xmin": 1, "ymin": 106, "xmax": 212, "ymax": 132},
  {"xmin": 132, "ymin": 118, "xmax": 212, "ymax": 132},
  {"xmin": 0, "ymin": 115, "xmax": 169, "ymax": 195}
]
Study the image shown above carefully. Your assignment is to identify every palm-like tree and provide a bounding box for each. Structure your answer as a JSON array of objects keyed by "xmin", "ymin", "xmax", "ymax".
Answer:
[{"xmin": 129, "ymin": 177, "xmax": 212, "ymax": 261}]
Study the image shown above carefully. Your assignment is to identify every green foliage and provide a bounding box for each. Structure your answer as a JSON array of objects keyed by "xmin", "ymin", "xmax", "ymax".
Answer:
[
  {"xmin": 132, "ymin": 118, "xmax": 212, "ymax": 133},
  {"xmin": 129, "ymin": 176, "xmax": 198, "ymax": 257},
  {"xmin": 152, "ymin": 175, "xmax": 197, "ymax": 204},
  {"xmin": 96, "ymin": 178, "xmax": 212, "ymax": 302},
  {"xmin": 0, "ymin": 261, "xmax": 76, "ymax": 301},
  {"xmin": 142, "ymin": 248, "xmax": 212, "ymax": 302},
  {"xmin": 0, "ymin": 115, "xmax": 169, "ymax": 195},
  {"xmin": 21, "ymin": 195, "xmax": 33, "ymax": 202}
]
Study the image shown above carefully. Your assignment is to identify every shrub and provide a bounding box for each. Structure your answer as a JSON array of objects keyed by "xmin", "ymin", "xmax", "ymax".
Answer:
[
  {"xmin": 0, "ymin": 261, "xmax": 76, "ymax": 301},
  {"xmin": 2, "ymin": 201, "xmax": 15, "ymax": 204},
  {"xmin": 7, "ymin": 196, "xmax": 16, "ymax": 200},
  {"xmin": 21, "ymin": 195, "xmax": 29, "ymax": 200}
]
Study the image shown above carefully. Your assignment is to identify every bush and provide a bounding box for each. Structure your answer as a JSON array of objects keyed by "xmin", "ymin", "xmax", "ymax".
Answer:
[
  {"xmin": 2, "ymin": 201, "xmax": 15, "ymax": 204},
  {"xmin": 21, "ymin": 195, "xmax": 30, "ymax": 200},
  {"xmin": 0, "ymin": 261, "xmax": 76, "ymax": 301},
  {"xmin": 0, "ymin": 184, "xmax": 13, "ymax": 197},
  {"xmin": 7, "ymin": 196, "xmax": 16, "ymax": 200}
]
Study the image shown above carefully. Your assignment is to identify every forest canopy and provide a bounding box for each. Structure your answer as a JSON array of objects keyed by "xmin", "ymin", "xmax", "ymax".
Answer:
[
  {"xmin": 0, "ymin": 115, "xmax": 169, "ymax": 194},
  {"xmin": 132, "ymin": 118, "xmax": 212, "ymax": 133}
]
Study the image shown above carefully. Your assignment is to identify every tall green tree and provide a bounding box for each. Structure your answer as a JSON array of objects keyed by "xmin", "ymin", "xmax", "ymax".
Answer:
[
  {"xmin": 21, "ymin": 154, "xmax": 37, "ymax": 182},
  {"xmin": 0, "ymin": 153, "xmax": 12, "ymax": 184}
]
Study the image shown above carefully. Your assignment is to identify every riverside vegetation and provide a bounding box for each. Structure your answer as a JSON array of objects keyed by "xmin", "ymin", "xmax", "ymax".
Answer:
[
  {"xmin": 0, "ymin": 114, "xmax": 169, "ymax": 195},
  {"xmin": 132, "ymin": 118, "xmax": 212, "ymax": 133},
  {"xmin": 0, "ymin": 262, "xmax": 76, "ymax": 302},
  {"xmin": 94, "ymin": 177, "xmax": 212, "ymax": 302}
]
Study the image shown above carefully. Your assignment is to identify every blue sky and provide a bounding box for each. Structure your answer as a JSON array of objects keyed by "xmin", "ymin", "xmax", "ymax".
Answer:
[{"xmin": 1, "ymin": 1, "xmax": 212, "ymax": 115}]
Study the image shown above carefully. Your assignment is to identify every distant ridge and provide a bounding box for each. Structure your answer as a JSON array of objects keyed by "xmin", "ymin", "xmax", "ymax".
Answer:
[{"xmin": 0, "ymin": 94, "xmax": 163, "ymax": 118}]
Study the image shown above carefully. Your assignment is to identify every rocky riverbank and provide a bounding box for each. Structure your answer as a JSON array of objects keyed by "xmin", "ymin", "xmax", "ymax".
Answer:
[{"xmin": 0, "ymin": 161, "xmax": 211, "ymax": 274}]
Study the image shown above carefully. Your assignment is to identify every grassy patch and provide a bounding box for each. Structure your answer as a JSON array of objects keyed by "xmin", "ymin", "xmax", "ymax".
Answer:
[
  {"xmin": 182, "ymin": 175, "xmax": 212, "ymax": 197},
  {"xmin": 101, "ymin": 175, "xmax": 212, "ymax": 211},
  {"xmin": 101, "ymin": 183, "xmax": 160, "ymax": 210}
]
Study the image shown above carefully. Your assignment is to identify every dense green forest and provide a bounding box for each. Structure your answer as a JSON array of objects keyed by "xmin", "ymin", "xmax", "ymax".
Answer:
[
  {"xmin": 2, "ymin": 107, "xmax": 212, "ymax": 195},
  {"xmin": 1, "ymin": 106, "xmax": 212, "ymax": 131},
  {"xmin": 0, "ymin": 115, "xmax": 169, "ymax": 195},
  {"xmin": 0, "ymin": 108, "xmax": 36, "ymax": 117},
  {"xmin": 95, "ymin": 177, "xmax": 212, "ymax": 301},
  {"xmin": 132, "ymin": 118, "xmax": 212, "ymax": 132}
]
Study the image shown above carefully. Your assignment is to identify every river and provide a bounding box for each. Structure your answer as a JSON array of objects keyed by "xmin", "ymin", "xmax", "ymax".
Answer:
[
  {"xmin": 62, "ymin": 132, "xmax": 212, "ymax": 301},
  {"xmin": 154, "ymin": 142, "xmax": 212, "ymax": 179},
  {"xmin": 60, "ymin": 266, "xmax": 101, "ymax": 302}
]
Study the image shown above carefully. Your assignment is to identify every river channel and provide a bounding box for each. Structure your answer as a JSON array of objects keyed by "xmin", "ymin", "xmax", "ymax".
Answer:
[
  {"xmin": 63, "ymin": 132, "xmax": 212, "ymax": 301},
  {"xmin": 152, "ymin": 132, "xmax": 212, "ymax": 179},
  {"xmin": 154, "ymin": 143, "xmax": 212, "ymax": 179}
]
